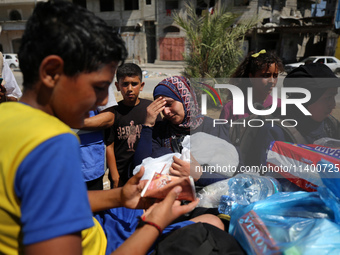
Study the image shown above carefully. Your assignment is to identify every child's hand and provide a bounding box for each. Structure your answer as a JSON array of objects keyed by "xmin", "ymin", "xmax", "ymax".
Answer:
[
  {"xmin": 144, "ymin": 97, "xmax": 165, "ymax": 127},
  {"xmin": 121, "ymin": 167, "xmax": 156, "ymax": 209},
  {"xmin": 170, "ymin": 155, "xmax": 202, "ymax": 181},
  {"xmin": 142, "ymin": 186, "xmax": 199, "ymax": 231}
]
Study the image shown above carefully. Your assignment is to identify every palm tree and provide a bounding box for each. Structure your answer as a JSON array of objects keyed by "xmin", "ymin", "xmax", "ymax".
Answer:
[{"xmin": 173, "ymin": 2, "xmax": 257, "ymax": 78}]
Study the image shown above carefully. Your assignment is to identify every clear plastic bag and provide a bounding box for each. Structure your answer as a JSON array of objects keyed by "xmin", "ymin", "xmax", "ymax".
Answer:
[
  {"xmin": 314, "ymin": 137, "xmax": 340, "ymax": 148},
  {"xmin": 197, "ymin": 174, "xmax": 281, "ymax": 210},
  {"xmin": 196, "ymin": 179, "xmax": 230, "ymax": 208}
]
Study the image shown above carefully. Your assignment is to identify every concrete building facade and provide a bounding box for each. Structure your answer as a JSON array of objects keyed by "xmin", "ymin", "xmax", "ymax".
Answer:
[
  {"xmin": 85, "ymin": 0, "xmax": 189, "ymax": 64},
  {"xmin": 0, "ymin": 0, "xmax": 203, "ymax": 64},
  {"xmin": 0, "ymin": 0, "xmax": 40, "ymax": 53},
  {"xmin": 230, "ymin": 0, "xmax": 339, "ymax": 63},
  {"xmin": 0, "ymin": 0, "xmax": 339, "ymax": 65}
]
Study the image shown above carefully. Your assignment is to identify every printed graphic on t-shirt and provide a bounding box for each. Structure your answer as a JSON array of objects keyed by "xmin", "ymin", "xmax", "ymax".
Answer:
[{"xmin": 117, "ymin": 121, "xmax": 142, "ymax": 151}]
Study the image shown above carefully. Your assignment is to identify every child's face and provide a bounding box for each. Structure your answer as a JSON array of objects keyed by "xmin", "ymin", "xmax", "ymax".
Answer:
[
  {"xmin": 307, "ymin": 87, "xmax": 337, "ymax": 122},
  {"xmin": 161, "ymin": 96, "xmax": 185, "ymax": 125},
  {"xmin": 51, "ymin": 62, "xmax": 118, "ymax": 128},
  {"xmin": 115, "ymin": 75, "xmax": 144, "ymax": 106},
  {"xmin": 250, "ymin": 63, "xmax": 278, "ymax": 98}
]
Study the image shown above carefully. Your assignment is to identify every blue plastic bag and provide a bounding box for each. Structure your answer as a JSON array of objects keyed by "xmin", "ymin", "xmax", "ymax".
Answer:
[
  {"xmin": 229, "ymin": 160, "xmax": 340, "ymax": 255},
  {"xmin": 316, "ymin": 159, "xmax": 340, "ymax": 224},
  {"xmin": 229, "ymin": 192, "xmax": 340, "ymax": 254}
]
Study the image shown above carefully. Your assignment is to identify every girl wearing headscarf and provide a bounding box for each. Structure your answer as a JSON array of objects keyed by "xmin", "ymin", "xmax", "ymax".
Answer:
[{"xmin": 134, "ymin": 76, "xmax": 236, "ymax": 186}]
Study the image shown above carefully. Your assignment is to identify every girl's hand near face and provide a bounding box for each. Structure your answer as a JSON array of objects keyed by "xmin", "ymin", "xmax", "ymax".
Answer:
[{"xmin": 144, "ymin": 97, "xmax": 166, "ymax": 127}]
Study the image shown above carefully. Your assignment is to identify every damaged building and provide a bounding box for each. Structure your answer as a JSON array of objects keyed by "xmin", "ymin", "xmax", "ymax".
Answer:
[
  {"xmin": 232, "ymin": 0, "xmax": 339, "ymax": 64},
  {"xmin": 0, "ymin": 0, "xmax": 339, "ymax": 65}
]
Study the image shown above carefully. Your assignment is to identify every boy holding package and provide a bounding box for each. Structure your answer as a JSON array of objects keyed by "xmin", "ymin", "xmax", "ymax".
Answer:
[{"xmin": 0, "ymin": 1, "xmax": 200, "ymax": 254}]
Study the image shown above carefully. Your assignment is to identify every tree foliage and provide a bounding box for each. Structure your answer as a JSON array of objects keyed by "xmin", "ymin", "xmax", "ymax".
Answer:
[{"xmin": 173, "ymin": 2, "xmax": 257, "ymax": 78}]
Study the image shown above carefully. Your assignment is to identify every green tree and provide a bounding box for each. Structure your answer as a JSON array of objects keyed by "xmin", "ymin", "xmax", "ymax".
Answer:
[{"xmin": 173, "ymin": 2, "xmax": 257, "ymax": 78}]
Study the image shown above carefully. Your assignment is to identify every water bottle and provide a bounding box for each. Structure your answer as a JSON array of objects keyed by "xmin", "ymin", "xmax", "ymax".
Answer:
[{"xmin": 218, "ymin": 174, "xmax": 281, "ymax": 215}]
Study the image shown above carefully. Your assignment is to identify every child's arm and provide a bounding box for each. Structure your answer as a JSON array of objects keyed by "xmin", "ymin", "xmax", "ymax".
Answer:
[
  {"xmin": 88, "ymin": 167, "xmax": 152, "ymax": 212},
  {"xmin": 88, "ymin": 167, "xmax": 198, "ymax": 212},
  {"xmin": 133, "ymin": 97, "xmax": 167, "ymax": 166},
  {"xmin": 25, "ymin": 234, "xmax": 82, "ymax": 255},
  {"xmin": 83, "ymin": 107, "xmax": 115, "ymax": 130},
  {"xmin": 106, "ymin": 142, "xmax": 120, "ymax": 188},
  {"xmin": 111, "ymin": 186, "xmax": 199, "ymax": 255}
]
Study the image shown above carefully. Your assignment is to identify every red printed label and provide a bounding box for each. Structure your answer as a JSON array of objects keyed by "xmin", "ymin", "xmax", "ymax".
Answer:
[{"xmin": 238, "ymin": 210, "xmax": 280, "ymax": 255}]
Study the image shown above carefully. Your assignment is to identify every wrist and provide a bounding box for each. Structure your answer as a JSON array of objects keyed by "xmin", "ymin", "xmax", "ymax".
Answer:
[
  {"xmin": 112, "ymin": 172, "xmax": 119, "ymax": 177},
  {"xmin": 136, "ymin": 216, "xmax": 163, "ymax": 236},
  {"xmin": 192, "ymin": 166, "xmax": 203, "ymax": 181},
  {"xmin": 114, "ymin": 187, "xmax": 124, "ymax": 207}
]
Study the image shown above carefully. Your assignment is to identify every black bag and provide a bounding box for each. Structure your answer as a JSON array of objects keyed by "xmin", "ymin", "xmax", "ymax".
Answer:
[{"xmin": 151, "ymin": 222, "xmax": 245, "ymax": 255}]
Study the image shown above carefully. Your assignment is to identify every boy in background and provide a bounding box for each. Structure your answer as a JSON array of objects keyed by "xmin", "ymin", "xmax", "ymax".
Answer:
[{"xmin": 105, "ymin": 63, "xmax": 162, "ymax": 187}]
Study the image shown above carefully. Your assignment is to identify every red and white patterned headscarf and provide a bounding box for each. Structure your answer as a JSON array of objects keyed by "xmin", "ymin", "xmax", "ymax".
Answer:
[{"xmin": 153, "ymin": 76, "xmax": 204, "ymax": 130}]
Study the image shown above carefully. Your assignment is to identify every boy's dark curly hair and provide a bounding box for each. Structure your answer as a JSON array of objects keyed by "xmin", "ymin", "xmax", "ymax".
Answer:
[
  {"xmin": 19, "ymin": 0, "xmax": 127, "ymax": 89},
  {"xmin": 116, "ymin": 63, "xmax": 143, "ymax": 82}
]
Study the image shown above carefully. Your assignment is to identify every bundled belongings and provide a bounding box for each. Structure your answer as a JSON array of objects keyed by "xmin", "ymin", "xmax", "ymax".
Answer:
[
  {"xmin": 133, "ymin": 132, "xmax": 239, "ymax": 185},
  {"xmin": 266, "ymin": 141, "xmax": 340, "ymax": 191}
]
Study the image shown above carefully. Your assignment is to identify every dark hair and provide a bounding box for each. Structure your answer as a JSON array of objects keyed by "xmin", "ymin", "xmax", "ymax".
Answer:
[
  {"xmin": 19, "ymin": 0, "xmax": 127, "ymax": 88},
  {"xmin": 284, "ymin": 63, "xmax": 339, "ymax": 105},
  {"xmin": 116, "ymin": 63, "xmax": 143, "ymax": 82},
  {"xmin": 229, "ymin": 50, "xmax": 284, "ymax": 98}
]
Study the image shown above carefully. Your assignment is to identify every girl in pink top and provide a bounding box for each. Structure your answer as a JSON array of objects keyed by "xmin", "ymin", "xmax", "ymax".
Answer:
[{"xmin": 220, "ymin": 50, "xmax": 284, "ymax": 121}]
